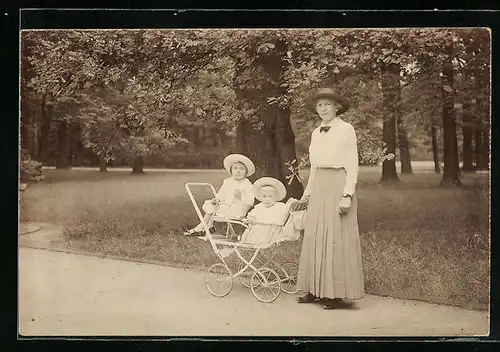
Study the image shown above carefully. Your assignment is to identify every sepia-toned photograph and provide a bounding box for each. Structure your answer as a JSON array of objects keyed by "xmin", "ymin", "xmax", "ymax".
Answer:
[{"xmin": 18, "ymin": 27, "xmax": 490, "ymax": 337}]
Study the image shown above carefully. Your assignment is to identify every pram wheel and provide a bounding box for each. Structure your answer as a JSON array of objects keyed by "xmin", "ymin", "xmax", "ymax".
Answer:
[
  {"xmin": 237, "ymin": 256, "xmax": 265, "ymax": 288},
  {"xmin": 250, "ymin": 267, "xmax": 281, "ymax": 303},
  {"xmin": 205, "ymin": 263, "xmax": 233, "ymax": 298},
  {"xmin": 278, "ymin": 262, "xmax": 300, "ymax": 294}
]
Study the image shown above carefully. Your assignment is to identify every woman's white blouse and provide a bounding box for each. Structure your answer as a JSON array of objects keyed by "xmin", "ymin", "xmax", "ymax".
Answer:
[{"xmin": 304, "ymin": 117, "xmax": 359, "ymax": 196}]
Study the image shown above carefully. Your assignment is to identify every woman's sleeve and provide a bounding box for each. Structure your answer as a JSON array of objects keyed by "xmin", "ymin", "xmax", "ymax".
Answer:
[
  {"xmin": 343, "ymin": 124, "xmax": 359, "ymax": 195},
  {"xmin": 241, "ymin": 180, "xmax": 255, "ymax": 206}
]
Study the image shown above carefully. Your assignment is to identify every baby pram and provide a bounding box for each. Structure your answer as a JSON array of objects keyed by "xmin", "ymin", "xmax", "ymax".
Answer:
[{"xmin": 185, "ymin": 182, "xmax": 307, "ymax": 303}]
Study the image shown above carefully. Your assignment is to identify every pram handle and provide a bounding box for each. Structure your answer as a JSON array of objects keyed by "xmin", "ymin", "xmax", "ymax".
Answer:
[
  {"xmin": 244, "ymin": 221, "xmax": 283, "ymax": 227},
  {"xmin": 185, "ymin": 182, "xmax": 218, "ymax": 195},
  {"xmin": 184, "ymin": 182, "xmax": 218, "ymax": 226}
]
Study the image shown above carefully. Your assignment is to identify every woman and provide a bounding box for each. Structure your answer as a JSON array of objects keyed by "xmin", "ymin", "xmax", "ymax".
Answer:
[{"xmin": 296, "ymin": 87, "xmax": 364, "ymax": 310}]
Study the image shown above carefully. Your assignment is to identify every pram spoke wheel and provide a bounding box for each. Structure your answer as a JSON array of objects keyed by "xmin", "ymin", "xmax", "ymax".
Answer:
[
  {"xmin": 250, "ymin": 267, "xmax": 281, "ymax": 303},
  {"xmin": 278, "ymin": 262, "xmax": 299, "ymax": 294},
  {"xmin": 205, "ymin": 263, "xmax": 233, "ymax": 298},
  {"xmin": 237, "ymin": 256, "xmax": 265, "ymax": 288}
]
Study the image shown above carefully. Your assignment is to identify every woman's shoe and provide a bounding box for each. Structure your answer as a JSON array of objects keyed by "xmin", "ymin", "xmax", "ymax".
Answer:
[
  {"xmin": 296, "ymin": 293, "xmax": 318, "ymax": 303},
  {"xmin": 322, "ymin": 298, "xmax": 342, "ymax": 310}
]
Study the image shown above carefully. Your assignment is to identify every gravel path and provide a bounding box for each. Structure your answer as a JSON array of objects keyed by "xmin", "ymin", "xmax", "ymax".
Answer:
[{"xmin": 19, "ymin": 247, "xmax": 489, "ymax": 337}]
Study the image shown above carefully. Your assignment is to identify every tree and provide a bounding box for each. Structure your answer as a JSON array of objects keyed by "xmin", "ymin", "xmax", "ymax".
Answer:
[
  {"xmin": 310, "ymin": 29, "xmax": 415, "ymax": 182},
  {"xmin": 22, "ymin": 28, "xmax": 490, "ymax": 185},
  {"xmin": 461, "ymin": 101, "xmax": 475, "ymax": 172},
  {"xmin": 22, "ymin": 30, "xmax": 216, "ymax": 172},
  {"xmin": 407, "ymin": 29, "xmax": 466, "ymax": 185},
  {"xmin": 78, "ymin": 87, "xmax": 187, "ymax": 173},
  {"xmin": 455, "ymin": 28, "xmax": 490, "ymax": 171},
  {"xmin": 431, "ymin": 125, "xmax": 441, "ymax": 173},
  {"xmin": 20, "ymin": 29, "xmax": 407, "ymax": 186},
  {"xmin": 77, "ymin": 90, "xmax": 128, "ymax": 172},
  {"xmin": 380, "ymin": 64, "xmax": 401, "ymax": 182},
  {"xmin": 397, "ymin": 65, "xmax": 422, "ymax": 175},
  {"xmin": 228, "ymin": 35, "xmax": 303, "ymax": 199},
  {"xmin": 440, "ymin": 41, "xmax": 461, "ymax": 186}
]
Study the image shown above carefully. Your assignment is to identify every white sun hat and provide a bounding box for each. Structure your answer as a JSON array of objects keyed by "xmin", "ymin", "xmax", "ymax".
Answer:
[
  {"xmin": 223, "ymin": 154, "xmax": 256, "ymax": 177},
  {"xmin": 253, "ymin": 177, "xmax": 287, "ymax": 202}
]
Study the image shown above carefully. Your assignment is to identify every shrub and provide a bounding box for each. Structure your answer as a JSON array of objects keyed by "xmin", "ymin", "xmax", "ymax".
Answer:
[{"xmin": 20, "ymin": 149, "xmax": 43, "ymax": 182}]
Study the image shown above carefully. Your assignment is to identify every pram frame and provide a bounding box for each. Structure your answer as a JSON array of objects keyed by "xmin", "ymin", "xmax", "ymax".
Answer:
[{"xmin": 185, "ymin": 182, "xmax": 300, "ymax": 303}]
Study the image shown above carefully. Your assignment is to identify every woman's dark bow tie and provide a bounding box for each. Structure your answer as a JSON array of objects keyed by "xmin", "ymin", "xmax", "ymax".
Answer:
[{"xmin": 320, "ymin": 126, "xmax": 331, "ymax": 133}]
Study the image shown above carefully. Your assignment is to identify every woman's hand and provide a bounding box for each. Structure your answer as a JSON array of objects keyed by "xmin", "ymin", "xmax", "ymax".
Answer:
[
  {"xmin": 300, "ymin": 194, "xmax": 311, "ymax": 205},
  {"xmin": 211, "ymin": 197, "xmax": 220, "ymax": 205},
  {"xmin": 338, "ymin": 196, "xmax": 352, "ymax": 215}
]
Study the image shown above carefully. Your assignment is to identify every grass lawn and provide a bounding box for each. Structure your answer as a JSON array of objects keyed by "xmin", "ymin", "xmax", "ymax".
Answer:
[{"xmin": 20, "ymin": 168, "xmax": 490, "ymax": 310}]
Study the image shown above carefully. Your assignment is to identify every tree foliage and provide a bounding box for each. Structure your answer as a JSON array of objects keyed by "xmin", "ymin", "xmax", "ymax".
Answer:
[{"xmin": 21, "ymin": 28, "xmax": 490, "ymax": 181}]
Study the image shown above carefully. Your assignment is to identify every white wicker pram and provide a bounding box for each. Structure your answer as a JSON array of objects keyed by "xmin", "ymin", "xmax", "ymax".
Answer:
[{"xmin": 185, "ymin": 182, "xmax": 306, "ymax": 303}]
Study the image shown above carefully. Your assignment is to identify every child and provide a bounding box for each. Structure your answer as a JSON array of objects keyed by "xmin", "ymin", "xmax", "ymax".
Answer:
[
  {"xmin": 239, "ymin": 177, "xmax": 293, "ymax": 246},
  {"xmin": 184, "ymin": 154, "xmax": 255, "ymax": 236}
]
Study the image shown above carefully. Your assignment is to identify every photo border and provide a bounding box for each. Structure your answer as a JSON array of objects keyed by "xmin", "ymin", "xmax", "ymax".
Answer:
[{"xmin": 6, "ymin": 5, "xmax": 499, "ymax": 351}]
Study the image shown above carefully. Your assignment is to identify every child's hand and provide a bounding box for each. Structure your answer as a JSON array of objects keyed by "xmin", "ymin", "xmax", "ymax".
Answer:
[{"xmin": 211, "ymin": 198, "xmax": 220, "ymax": 205}]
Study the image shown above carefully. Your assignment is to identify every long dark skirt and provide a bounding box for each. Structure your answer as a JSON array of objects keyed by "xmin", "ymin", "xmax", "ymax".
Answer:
[{"xmin": 297, "ymin": 168, "xmax": 364, "ymax": 299}]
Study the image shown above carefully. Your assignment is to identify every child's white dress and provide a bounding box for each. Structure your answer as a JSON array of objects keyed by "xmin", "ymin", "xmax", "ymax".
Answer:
[
  {"xmin": 202, "ymin": 177, "xmax": 254, "ymax": 220},
  {"xmin": 239, "ymin": 202, "xmax": 289, "ymax": 246}
]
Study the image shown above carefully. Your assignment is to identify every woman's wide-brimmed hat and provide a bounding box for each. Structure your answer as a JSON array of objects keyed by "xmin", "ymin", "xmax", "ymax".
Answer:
[
  {"xmin": 305, "ymin": 87, "xmax": 350, "ymax": 115},
  {"xmin": 253, "ymin": 177, "xmax": 287, "ymax": 202},
  {"xmin": 223, "ymin": 154, "xmax": 256, "ymax": 177}
]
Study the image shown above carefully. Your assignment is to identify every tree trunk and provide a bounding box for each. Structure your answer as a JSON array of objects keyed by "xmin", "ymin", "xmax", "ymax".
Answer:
[
  {"xmin": 211, "ymin": 126, "xmax": 220, "ymax": 147},
  {"xmin": 131, "ymin": 155, "xmax": 145, "ymax": 174},
  {"xmin": 461, "ymin": 103, "xmax": 475, "ymax": 172},
  {"xmin": 431, "ymin": 125, "xmax": 441, "ymax": 173},
  {"xmin": 235, "ymin": 107, "xmax": 303, "ymax": 200},
  {"xmin": 36, "ymin": 95, "xmax": 53, "ymax": 163},
  {"xmin": 475, "ymin": 85, "xmax": 490, "ymax": 171},
  {"xmin": 233, "ymin": 39, "xmax": 303, "ymax": 200},
  {"xmin": 397, "ymin": 116, "xmax": 413, "ymax": 174},
  {"xmin": 480, "ymin": 126, "xmax": 490, "ymax": 170},
  {"xmin": 235, "ymin": 119, "xmax": 247, "ymax": 153},
  {"xmin": 380, "ymin": 64, "xmax": 400, "ymax": 182},
  {"xmin": 440, "ymin": 43, "xmax": 461, "ymax": 186},
  {"xmin": 55, "ymin": 120, "xmax": 70, "ymax": 169},
  {"xmin": 74, "ymin": 141, "xmax": 84, "ymax": 166},
  {"xmin": 474, "ymin": 128, "xmax": 482, "ymax": 169},
  {"xmin": 475, "ymin": 127, "xmax": 489, "ymax": 171},
  {"xmin": 99, "ymin": 153, "xmax": 108, "ymax": 172},
  {"xmin": 32, "ymin": 122, "xmax": 39, "ymax": 159},
  {"xmin": 191, "ymin": 125, "xmax": 201, "ymax": 147}
]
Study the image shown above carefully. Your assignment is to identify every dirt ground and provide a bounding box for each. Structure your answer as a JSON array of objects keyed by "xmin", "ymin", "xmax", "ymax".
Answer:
[{"xmin": 18, "ymin": 247, "xmax": 489, "ymax": 337}]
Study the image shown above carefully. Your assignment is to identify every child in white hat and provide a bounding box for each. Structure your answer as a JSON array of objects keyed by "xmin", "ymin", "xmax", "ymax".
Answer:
[
  {"xmin": 239, "ymin": 177, "xmax": 292, "ymax": 246},
  {"xmin": 184, "ymin": 154, "xmax": 256, "ymax": 236}
]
